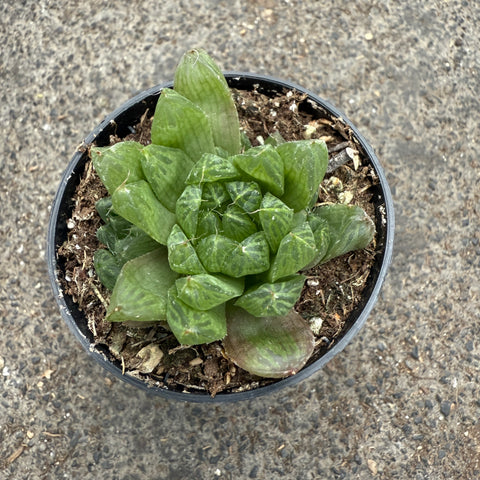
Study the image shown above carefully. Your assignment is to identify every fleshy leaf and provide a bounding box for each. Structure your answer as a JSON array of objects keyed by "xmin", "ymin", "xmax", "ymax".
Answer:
[
  {"xmin": 175, "ymin": 274, "xmax": 244, "ymax": 310},
  {"xmin": 201, "ymin": 182, "xmax": 230, "ymax": 209},
  {"xmin": 91, "ymin": 141, "xmax": 146, "ymax": 195},
  {"xmin": 167, "ymin": 286, "xmax": 227, "ymax": 345},
  {"xmin": 259, "ymin": 193, "xmax": 294, "ymax": 252},
  {"xmin": 264, "ymin": 131, "xmax": 286, "ymax": 147},
  {"xmin": 311, "ymin": 204, "xmax": 375, "ymax": 264},
  {"xmin": 185, "ymin": 153, "xmax": 240, "ymax": 184},
  {"xmin": 224, "ymin": 307, "xmax": 315, "ymax": 378},
  {"xmin": 167, "ymin": 224, "xmax": 206, "ymax": 274},
  {"xmin": 196, "ymin": 234, "xmax": 238, "ymax": 273},
  {"xmin": 305, "ymin": 214, "xmax": 331, "ymax": 268},
  {"xmin": 174, "ymin": 49, "xmax": 241, "ymax": 155},
  {"xmin": 268, "ymin": 223, "xmax": 317, "ymax": 282},
  {"xmin": 175, "ymin": 184, "xmax": 202, "ymax": 238},
  {"xmin": 111, "ymin": 180, "xmax": 176, "ymax": 245},
  {"xmin": 222, "ymin": 204, "xmax": 258, "ymax": 242},
  {"xmin": 232, "ymin": 144, "xmax": 284, "ymax": 197},
  {"xmin": 107, "ymin": 248, "xmax": 179, "ymax": 322},
  {"xmin": 94, "ymin": 249, "xmax": 121, "ymax": 291},
  {"xmin": 95, "ymin": 197, "xmax": 114, "ymax": 223},
  {"xmin": 221, "ymin": 232, "xmax": 270, "ymax": 277},
  {"xmin": 141, "ymin": 145, "xmax": 194, "ymax": 212},
  {"xmin": 196, "ymin": 209, "xmax": 222, "ymax": 237},
  {"xmin": 225, "ymin": 180, "xmax": 263, "ymax": 214},
  {"xmin": 234, "ymin": 275, "xmax": 306, "ymax": 317},
  {"xmin": 277, "ymin": 140, "xmax": 328, "ymax": 211},
  {"xmin": 151, "ymin": 88, "xmax": 215, "ymax": 161},
  {"xmin": 113, "ymin": 226, "xmax": 160, "ymax": 264}
]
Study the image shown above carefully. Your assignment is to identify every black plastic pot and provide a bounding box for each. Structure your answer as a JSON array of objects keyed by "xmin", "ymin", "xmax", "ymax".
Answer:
[{"xmin": 47, "ymin": 73, "xmax": 394, "ymax": 403}]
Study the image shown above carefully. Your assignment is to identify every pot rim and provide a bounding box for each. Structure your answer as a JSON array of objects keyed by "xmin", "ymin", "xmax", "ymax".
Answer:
[{"xmin": 47, "ymin": 72, "xmax": 394, "ymax": 403}]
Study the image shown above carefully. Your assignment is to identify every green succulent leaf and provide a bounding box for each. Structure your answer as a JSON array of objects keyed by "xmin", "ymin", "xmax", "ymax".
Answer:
[
  {"xmin": 167, "ymin": 224, "xmax": 206, "ymax": 274},
  {"xmin": 223, "ymin": 307, "xmax": 315, "ymax": 378},
  {"xmin": 174, "ymin": 48, "xmax": 241, "ymax": 156},
  {"xmin": 185, "ymin": 152, "xmax": 240, "ymax": 184},
  {"xmin": 232, "ymin": 144, "xmax": 284, "ymax": 197},
  {"xmin": 151, "ymin": 88, "xmax": 215, "ymax": 162},
  {"xmin": 175, "ymin": 274, "xmax": 244, "ymax": 310},
  {"xmin": 93, "ymin": 249, "xmax": 122, "ymax": 291},
  {"xmin": 222, "ymin": 204, "xmax": 258, "ymax": 242},
  {"xmin": 201, "ymin": 182, "xmax": 230, "ymax": 210},
  {"xmin": 95, "ymin": 197, "xmax": 114, "ymax": 223},
  {"xmin": 305, "ymin": 214, "xmax": 331, "ymax": 268},
  {"xmin": 91, "ymin": 142, "xmax": 146, "ymax": 196},
  {"xmin": 96, "ymin": 224, "xmax": 159, "ymax": 274},
  {"xmin": 196, "ymin": 209, "xmax": 222, "ymax": 237},
  {"xmin": 259, "ymin": 193, "xmax": 294, "ymax": 252},
  {"xmin": 167, "ymin": 285, "xmax": 227, "ymax": 345},
  {"xmin": 141, "ymin": 145, "xmax": 194, "ymax": 212},
  {"xmin": 114, "ymin": 226, "xmax": 160, "ymax": 262},
  {"xmin": 221, "ymin": 232, "xmax": 270, "ymax": 277},
  {"xmin": 111, "ymin": 180, "xmax": 176, "ymax": 245},
  {"xmin": 264, "ymin": 131, "xmax": 286, "ymax": 147},
  {"xmin": 277, "ymin": 139, "xmax": 328, "ymax": 211},
  {"xmin": 175, "ymin": 184, "xmax": 202, "ymax": 238},
  {"xmin": 107, "ymin": 248, "xmax": 179, "ymax": 322},
  {"xmin": 311, "ymin": 204, "xmax": 375, "ymax": 264},
  {"xmin": 225, "ymin": 180, "xmax": 263, "ymax": 214},
  {"xmin": 268, "ymin": 223, "xmax": 317, "ymax": 282},
  {"xmin": 196, "ymin": 234, "xmax": 238, "ymax": 273},
  {"xmin": 240, "ymin": 130, "xmax": 252, "ymax": 151},
  {"xmin": 234, "ymin": 275, "xmax": 306, "ymax": 317}
]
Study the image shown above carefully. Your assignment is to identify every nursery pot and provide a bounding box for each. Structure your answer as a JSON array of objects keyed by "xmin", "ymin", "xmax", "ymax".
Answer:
[{"xmin": 47, "ymin": 73, "xmax": 394, "ymax": 403}]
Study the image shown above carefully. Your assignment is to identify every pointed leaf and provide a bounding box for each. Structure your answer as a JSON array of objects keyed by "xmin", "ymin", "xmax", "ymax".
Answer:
[
  {"xmin": 201, "ymin": 182, "xmax": 230, "ymax": 209},
  {"xmin": 222, "ymin": 204, "xmax": 258, "ymax": 242},
  {"xmin": 114, "ymin": 226, "xmax": 160, "ymax": 264},
  {"xmin": 221, "ymin": 232, "xmax": 270, "ymax": 277},
  {"xmin": 225, "ymin": 180, "xmax": 263, "ymax": 214},
  {"xmin": 176, "ymin": 274, "xmax": 244, "ymax": 310},
  {"xmin": 311, "ymin": 204, "xmax": 375, "ymax": 264},
  {"xmin": 151, "ymin": 88, "xmax": 215, "ymax": 161},
  {"xmin": 167, "ymin": 224, "xmax": 206, "ymax": 274},
  {"xmin": 224, "ymin": 307, "xmax": 315, "ymax": 378},
  {"xmin": 111, "ymin": 180, "xmax": 176, "ymax": 245},
  {"xmin": 232, "ymin": 144, "xmax": 284, "ymax": 197},
  {"xmin": 305, "ymin": 214, "xmax": 331, "ymax": 268},
  {"xmin": 167, "ymin": 286, "xmax": 227, "ymax": 345},
  {"xmin": 91, "ymin": 141, "xmax": 146, "ymax": 195},
  {"xmin": 264, "ymin": 131, "xmax": 286, "ymax": 146},
  {"xmin": 141, "ymin": 145, "xmax": 194, "ymax": 212},
  {"xmin": 259, "ymin": 193, "xmax": 294, "ymax": 252},
  {"xmin": 196, "ymin": 234, "xmax": 237, "ymax": 273},
  {"xmin": 174, "ymin": 49, "xmax": 241, "ymax": 155},
  {"xmin": 95, "ymin": 197, "xmax": 114, "ymax": 223},
  {"xmin": 277, "ymin": 140, "xmax": 328, "ymax": 211},
  {"xmin": 234, "ymin": 275, "xmax": 306, "ymax": 317},
  {"xmin": 196, "ymin": 209, "xmax": 222, "ymax": 237},
  {"xmin": 185, "ymin": 153, "xmax": 240, "ymax": 184},
  {"xmin": 106, "ymin": 248, "xmax": 179, "ymax": 322},
  {"xmin": 175, "ymin": 184, "xmax": 202, "ymax": 238},
  {"xmin": 94, "ymin": 249, "xmax": 122, "ymax": 291},
  {"xmin": 269, "ymin": 223, "xmax": 317, "ymax": 282}
]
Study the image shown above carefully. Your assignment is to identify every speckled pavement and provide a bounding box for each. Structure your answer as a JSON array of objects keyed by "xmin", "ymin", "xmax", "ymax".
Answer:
[{"xmin": 1, "ymin": 1, "xmax": 480, "ymax": 479}]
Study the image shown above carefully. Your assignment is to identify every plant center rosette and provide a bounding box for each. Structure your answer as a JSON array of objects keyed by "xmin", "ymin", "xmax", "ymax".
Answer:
[{"xmin": 86, "ymin": 49, "xmax": 375, "ymax": 382}]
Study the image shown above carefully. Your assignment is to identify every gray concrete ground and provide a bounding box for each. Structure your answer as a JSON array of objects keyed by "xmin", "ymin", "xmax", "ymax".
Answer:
[{"xmin": 1, "ymin": 0, "xmax": 479, "ymax": 478}]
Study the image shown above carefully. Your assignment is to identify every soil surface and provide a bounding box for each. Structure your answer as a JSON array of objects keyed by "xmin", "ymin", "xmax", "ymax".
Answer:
[{"xmin": 58, "ymin": 86, "xmax": 379, "ymax": 396}]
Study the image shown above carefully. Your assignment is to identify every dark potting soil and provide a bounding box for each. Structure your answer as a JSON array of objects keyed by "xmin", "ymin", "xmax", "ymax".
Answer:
[{"xmin": 58, "ymin": 86, "xmax": 379, "ymax": 397}]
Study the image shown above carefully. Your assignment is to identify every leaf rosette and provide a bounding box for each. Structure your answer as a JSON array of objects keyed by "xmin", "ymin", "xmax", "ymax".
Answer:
[{"xmin": 90, "ymin": 49, "xmax": 375, "ymax": 378}]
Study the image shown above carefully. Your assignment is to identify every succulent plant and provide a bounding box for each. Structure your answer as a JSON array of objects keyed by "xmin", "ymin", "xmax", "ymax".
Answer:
[{"xmin": 90, "ymin": 49, "xmax": 375, "ymax": 378}]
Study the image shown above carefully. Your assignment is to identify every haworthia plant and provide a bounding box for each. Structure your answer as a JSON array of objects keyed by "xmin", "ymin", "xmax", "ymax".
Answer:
[{"xmin": 91, "ymin": 48, "xmax": 375, "ymax": 379}]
